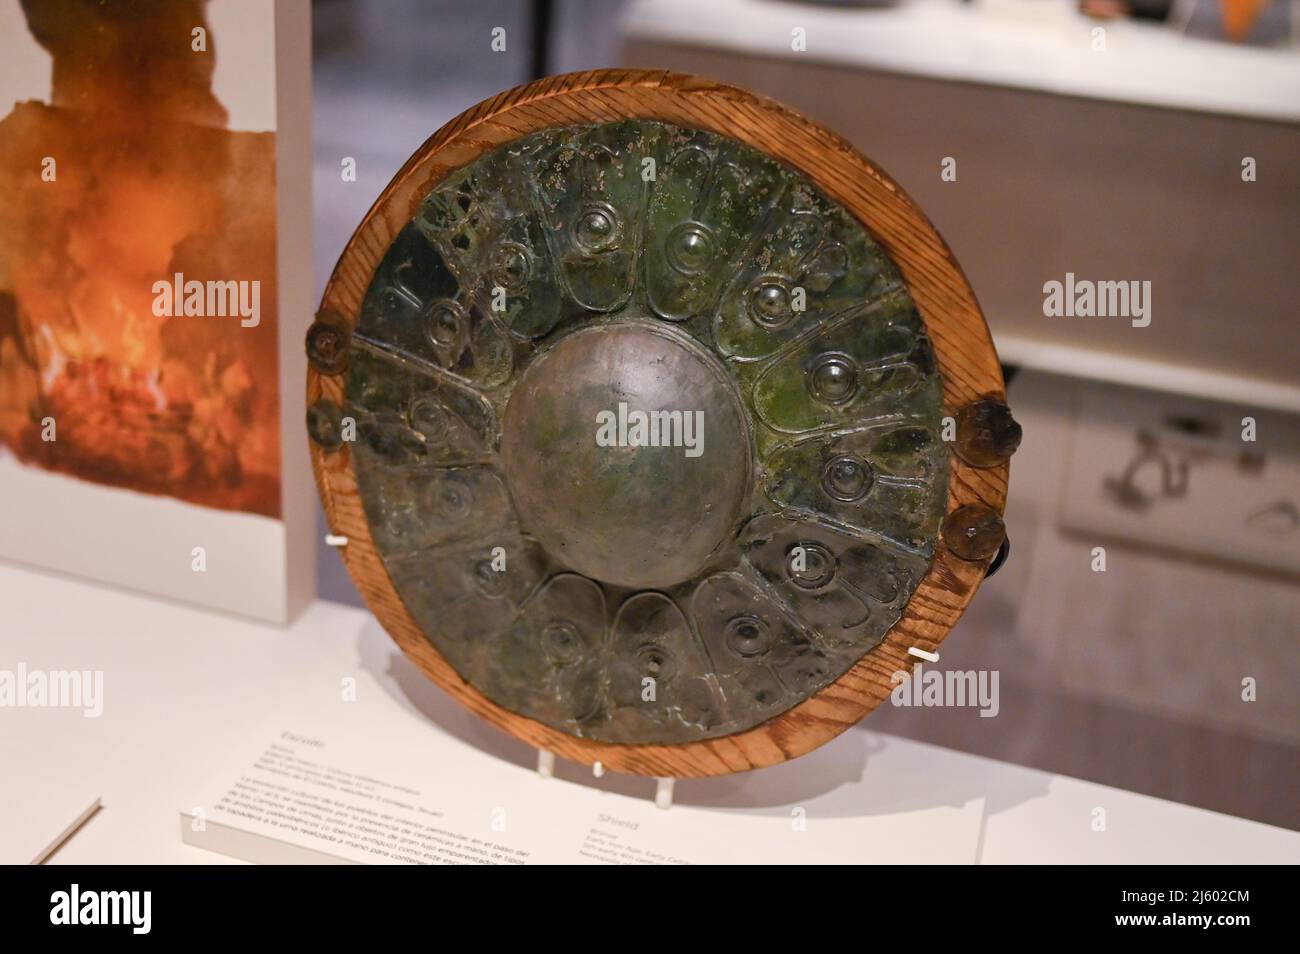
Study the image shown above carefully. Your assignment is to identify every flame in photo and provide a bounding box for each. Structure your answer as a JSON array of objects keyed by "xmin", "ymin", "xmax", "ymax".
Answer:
[{"xmin": 0, "ymin": 0, "xmax": 280, "ymax": 517}]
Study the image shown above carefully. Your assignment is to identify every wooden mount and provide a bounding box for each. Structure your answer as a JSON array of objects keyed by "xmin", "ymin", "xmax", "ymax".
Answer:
[{"xmin": 309, "ymin": 69, "xmax": 1009, "ymax": 777}]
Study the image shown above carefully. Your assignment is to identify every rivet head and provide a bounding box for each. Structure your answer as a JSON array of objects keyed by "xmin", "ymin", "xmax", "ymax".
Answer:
[
  {"xmin": 425, "ymin": 300, "xmax": 465, "ymax": 349},
  {"xmin": 666, "ymin": 223, "xmax": 714, "ymax": 275},
  {"xmin": 573, "ymin": 203, "xmax": 619, "ymax": 253},
  {"xmin": 943, "ymin": 504, "xmax": 1006, "ymax": 562},
  {"xmin": 306, "ymin": 314, "xmax": 350, "ymax": 375},
  {"xmin": 489, "ymin": 241, "xmax": 531, "ymax": 291},
  {"xmin": 821, "ymin": 454, "xmax": 873, "ymax": 502},
  {"xmin": 306, "ymin": 399, "xmax": 344, "ymax": 450},
  {"xmin": 808, "ymin": 352, "xmax": 858, "ymax": 405},
  {"xmin": 953, "ymin": 398, "xmax": 1021, "ymax": 467},
  {"xmin": 724, "ymin": 615, "xmax": 773, "ymax": 659},
  {"xmin": 749, "ymin": 278, "xmax": 793, "ymax": 328}
]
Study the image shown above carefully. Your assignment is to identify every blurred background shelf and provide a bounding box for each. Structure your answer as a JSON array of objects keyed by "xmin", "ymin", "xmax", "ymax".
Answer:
[
  {"xmin": 623, "ymin": 0, "xmax": 1300, "ymax": 122},
  {"xmin": 622, "ymin": 0, "xmax": 1300, "ymax": 413}
]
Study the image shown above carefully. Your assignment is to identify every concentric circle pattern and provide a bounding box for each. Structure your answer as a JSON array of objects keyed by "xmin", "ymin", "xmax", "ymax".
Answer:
[{"xmin": 346, "ymin": 119, "xmax": 949, "ymax": 744}]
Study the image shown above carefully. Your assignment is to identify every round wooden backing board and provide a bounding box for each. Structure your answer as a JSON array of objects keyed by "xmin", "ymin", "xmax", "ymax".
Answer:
[{"xmin": 309, "ymin": 69, "xmax": 1009, "ymax": 778}]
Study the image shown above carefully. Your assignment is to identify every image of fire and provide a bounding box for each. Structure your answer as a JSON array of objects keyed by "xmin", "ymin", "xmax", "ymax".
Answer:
[{"xmin": 0, "ymin": 0, "xmax": 281, "ymax": 518}]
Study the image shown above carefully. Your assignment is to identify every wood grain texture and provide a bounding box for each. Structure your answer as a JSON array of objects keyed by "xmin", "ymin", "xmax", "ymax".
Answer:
[{"xmin": 308, "ymin": 69, "xmax": 1009, "ymax": 777}]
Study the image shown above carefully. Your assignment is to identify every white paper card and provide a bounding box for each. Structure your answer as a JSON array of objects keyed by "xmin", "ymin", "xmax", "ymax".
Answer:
[{"xmin": 183, "ymin": 703, "xmax": 985, "ymax": 865}]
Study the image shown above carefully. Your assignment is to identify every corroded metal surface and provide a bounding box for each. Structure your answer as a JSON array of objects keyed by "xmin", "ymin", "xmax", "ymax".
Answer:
[
  {"xmin": 501, "ymin": 320, "xmax": 753, "ymax": 590},
  {"xmin": 340, "ymin": 119, "xmax": 950, "ymax": 744}
]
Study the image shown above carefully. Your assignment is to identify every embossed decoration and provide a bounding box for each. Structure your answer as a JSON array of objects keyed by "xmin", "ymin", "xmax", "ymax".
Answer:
[{"xmin": 331, "ymin": 119, "xmax": 950, "ymax": 746}]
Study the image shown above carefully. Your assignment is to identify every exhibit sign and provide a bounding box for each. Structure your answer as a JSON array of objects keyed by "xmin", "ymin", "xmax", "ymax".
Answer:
[{"xmin": 0, "ymin": 0, "xmax": 314, "ymax": 621}]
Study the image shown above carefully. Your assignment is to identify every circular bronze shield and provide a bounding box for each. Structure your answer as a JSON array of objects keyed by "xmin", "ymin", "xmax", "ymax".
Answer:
[{"xmin": 309, "ymin": 70, "xmax": 1013, "ymax": 776}]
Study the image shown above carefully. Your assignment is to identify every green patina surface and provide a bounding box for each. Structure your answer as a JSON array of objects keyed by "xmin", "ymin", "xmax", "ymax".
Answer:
[{"xmin": 345, "ymin": 120, "xmax": 949, "ymax": 745}]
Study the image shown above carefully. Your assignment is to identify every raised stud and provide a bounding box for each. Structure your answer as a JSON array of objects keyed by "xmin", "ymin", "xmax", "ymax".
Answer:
[
  {"xmin": 821, "ymin": 454, "xmax": 873, "ymax": 502},
  {"xmin": 306, "ymin": 313, "xmax": 349, "ymax": 375},
  {"xmin": 306, "ymin": 399, "xmax": 344, "ymax": 450},
  {"xmin": 424, "ymin": 299, "xmax": 465, "ymax": 349},
  {"xmin": 808, "ymin": 352, "xmax": 858, "ymax": 405},
  {"xmin": 749, "ymin": 277, "xmax": 793, "ymax": 329},
  {"xmin": 942, "ymin": 504, "xmax": 1006, "ymax": 562},
  {"xmin": 573, "ymin": 203, "xmax": 619, "ymax": 252},
  {"xmin": 665, "ymin": 223, "xmax": 714, "ymax": 275},
  {"xmin": 953, "ymin": 398, "xmax": 1021, "ymax": 468},
  {"xmin": 489, "ymin": 241, "xmax": 532, "ymax": 292},
  {"xmin": 724, "ymin": 616, "xmax": 772, "ymax": 658},
  {"xmin": 788, "ymin": 542, "xmax": 836, "ymax": 589}
]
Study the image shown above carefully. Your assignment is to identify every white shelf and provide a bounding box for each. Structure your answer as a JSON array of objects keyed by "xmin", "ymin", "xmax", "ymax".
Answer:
[
  {"xmin": 623, "ymin": 0, "xmax": 1300, "ymax": 123},
  {"xmin": 997, "ymin": 334, "xmax": 1300, "ymax": 415}
]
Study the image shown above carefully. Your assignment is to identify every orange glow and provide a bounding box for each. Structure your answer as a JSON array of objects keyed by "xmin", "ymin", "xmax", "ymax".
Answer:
[{"xmin": 0, "ymin": 1, "xmax": 281, "ymax": 517}]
